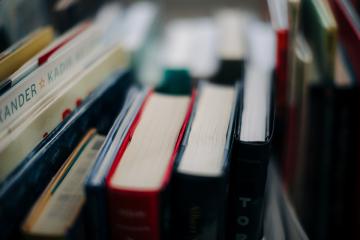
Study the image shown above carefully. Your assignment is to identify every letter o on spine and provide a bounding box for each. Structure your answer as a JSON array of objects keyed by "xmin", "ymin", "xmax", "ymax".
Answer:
[{"xmin": 237, "ymin": 216, "xmax": 249, "ymax": 226}]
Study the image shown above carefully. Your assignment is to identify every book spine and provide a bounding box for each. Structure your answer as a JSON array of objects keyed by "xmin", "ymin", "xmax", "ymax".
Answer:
[
  {"xmin": 228, "ymin": 144, "xmax": 269, "ymax": 240},
  {"xmin": 107, "ymin": 189, "xmax": 160, "ymax": 240},
  {"xmin": 275, "ymin": 29, "xmax": 288, "ymax": 118},
  {"xmin": 330, "ymin": 0, "xmax": 360, "ymax": 82},
  {"xmin": 282, "ymin": 105, "xmax": 299, "ymax": 188},
  {"xmin": 85, "ymin": 184, "xmax": 109, "ymax": 240},
  {"xmin": 0, "ymin": 26, "xmax": 101, "ymax": 132},
  {"xmin": 328, "ymin": 88, "xmax": 359, "ymax": 239},
  {"xmin": 171, "ymin": 174, "xmax": 226, "ymax": 240}
]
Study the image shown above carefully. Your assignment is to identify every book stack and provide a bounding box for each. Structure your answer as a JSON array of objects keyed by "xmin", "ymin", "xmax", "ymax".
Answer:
[
  {"xmin": 5, "ymin": 0, "xmax": 359, "ymax": 240},
  {"xmin": 277, "ymin": 0, "xmax": 360, "ymax": 239}
]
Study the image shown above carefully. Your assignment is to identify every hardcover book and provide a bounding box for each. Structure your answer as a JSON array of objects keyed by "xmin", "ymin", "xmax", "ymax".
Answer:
[
  {"xmin": 85, "ymin": 87, "xmax": 149, "ymax": 240},
  {"xmin": 106, "ymin": 91, "xmax": 195, "ymax": 240},
  {"xmin": 228, "ymin": 20, "xmax": 275, "ymax": 240},
  {"xmin": 171, "ymin": 82, "xmax": 238, "ymax": 240}
]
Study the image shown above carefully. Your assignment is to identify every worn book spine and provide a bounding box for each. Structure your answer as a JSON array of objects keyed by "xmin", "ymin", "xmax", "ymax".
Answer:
[
  {"xmin": 171, "ymin": 174, "xmax": 226, "ymax": 240},
  {"xmin": 228, "ymin": 142, "xmax": 270, "ymax": 240},
  {"xmin": 0, "ymin": 25, "xmax": 101, "ymax": 132}
]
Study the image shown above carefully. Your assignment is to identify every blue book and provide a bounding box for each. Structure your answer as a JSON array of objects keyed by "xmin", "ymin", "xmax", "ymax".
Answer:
[
  {"xmin": 0, "ymin": 69, "xmax": 132, "ymax": 240},
  {"xmin": 85, "ymin": 87, "xmax": 148, "ymax": 240}
]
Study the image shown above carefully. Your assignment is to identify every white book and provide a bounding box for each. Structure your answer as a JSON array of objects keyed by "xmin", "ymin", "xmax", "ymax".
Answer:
[
  {"xmin": 0, "ymin": 23, "xmax": 103, "ymax": 133},
  {"xmin": 215, "ymin": 9, "xmax": 254, "ymax": 60},
  {"xmin": 240, "ymin": 21, "xmax": 275, "ymax": 142},
  {"xmin": 178, "ymin": 83, "xmax": 236, "ymax": 176},
  {"xmin": 7, "ymin": 22, "xmax": 90, "ymax": 87},
  {"xmin": 0, "ymin": 43, "xmax": 127, "ymax": 182}
]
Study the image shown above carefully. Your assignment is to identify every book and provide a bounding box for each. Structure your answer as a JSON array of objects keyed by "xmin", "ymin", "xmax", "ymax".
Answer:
[
  {"xmin": 0, "ymin": 68, "xmax": 132, "ymax": 240},
  {"xmin": 228, "ymin": 20, "xmax": 275, "ymax": 240},
  {"xmin": 0, "ymin": 21, "xmax": 104, "ymax": 133},
  {"xmin": 298, "ymin": 45, "xmax": 359, "ymax": 240},
  {"xmin": 330, "ymin": 0, "xmax": 360, "ymax": 82},
  {"xmin": 189, "ymin": 18, "xmax": 219, "ymax": 80},
  {"xmin": 0, "ymin": 43, "xmax": 128, "ymax": 183},
  {"xmin": 22, "ymin": 130, "xmax": 105, "ymax": 239},
  {"xmin": 162, "ymin": 18, "xmax": 219, "ymax": 82},
  {"xmin": 0, "ymin": 26, "xmax": 54, "ymax": 82},
  {"xmin": 301, "ymin": 0, "xmax": 337, "ymax": 83},
  {"xmin": 214, "ymin": 9, "xmax": 252, "ymax": 84},
  {"xmin": 85, "ymin": 87, "xmax": 149, "ymax": 240},
  {"xmin": 106, "ymin": 91, "xmax": 195, "ymax": 240},
  {"xmin": 4, "ymin": 21, "xmax": 90, "ymax": 90},
  {"xmin": 228, "ymin": 67, "xmax": 274, "ymax": 240},
  {"xmin": 120, "ymin": 1, "xmax": 159, "ymax": 75},
  {"xmin": 282, "ymin": 0, "xmax": 302, "ymax": 188},
  {"xmin": 267, "ymin": 0, "xmax": 289, "ymax": 117},
  {"xmin": 286, "ymin": 34, "xmax": 314, "ymax": 205},
  {"xmin": 156, "ymin": 20, "xmax": 195, "ymax": 94},
  {"xmin": 171, "ymin": 82, "xmax": 238, "ymax": 240}
]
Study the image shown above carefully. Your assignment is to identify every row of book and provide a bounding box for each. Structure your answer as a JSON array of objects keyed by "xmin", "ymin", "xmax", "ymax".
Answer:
[
  {"xmin": 0, "ymin": 1, "xmax": 309, "ymax": 240},
  {"xmin": 273, "ymin": 0, "xmax": 360, "ymax": 239}
]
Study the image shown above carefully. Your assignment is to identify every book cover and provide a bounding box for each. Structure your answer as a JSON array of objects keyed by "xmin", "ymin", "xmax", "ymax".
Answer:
[
  {"xmin": 171, "ymin": 82, "xmax": 238, "ymax": 240},
  {"xmin": 85, "ymin": 87, "xmax": 149, "ymax": 240},
  {"xmin": 228, "ymin": 73, "xmax": 275, "ymax": 240},
  {"xmin": 106, "ymin": 91, "xmax": 195, "ymax": 240},
  {"xmin": 330, "ymin": 0, "xmax": 360, "ymax": 83}
]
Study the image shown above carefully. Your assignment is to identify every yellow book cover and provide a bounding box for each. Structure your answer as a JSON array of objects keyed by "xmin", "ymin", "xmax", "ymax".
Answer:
[{"xmin": 0, "ymin": 27, "xmax": 55, "ymax": 81}]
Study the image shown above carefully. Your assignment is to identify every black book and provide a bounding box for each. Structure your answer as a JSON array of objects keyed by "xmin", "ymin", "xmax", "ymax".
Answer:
[
  {"xmin": 171, "ymin": 81, "xmax": 239, "ymax": 240},
  {"xmin": 227, "ymin": 66, "xmax": 275, "ymax": 240}
]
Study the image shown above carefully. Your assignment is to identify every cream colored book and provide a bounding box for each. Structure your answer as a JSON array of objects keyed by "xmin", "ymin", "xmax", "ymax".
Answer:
[
  {"xmin": 22, "ymin": 130, "xmax": 105, "ymax": 239},
  {"xmin": 0, "ymin": 43, "xmax": 128, "ymax": 182},
  {"xmin": 0, "ymin": 23, "xmax": 102, "ymax": 133}
]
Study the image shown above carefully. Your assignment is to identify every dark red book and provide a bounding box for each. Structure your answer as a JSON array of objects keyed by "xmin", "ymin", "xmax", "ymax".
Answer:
[
  {"xmin": 275, "ymin": 29, "xmax": 289, "ymax": 116},
  {"xmin": 330, "ymin": 0, "xmax": 360, "ymax": 82},
  {"xmin": 267, "ymin": 0, "xmax": 289, "ymax": 117},
  {"xmin": 106, "ymin": 91, "xmax": 194, "ymax": 240}
]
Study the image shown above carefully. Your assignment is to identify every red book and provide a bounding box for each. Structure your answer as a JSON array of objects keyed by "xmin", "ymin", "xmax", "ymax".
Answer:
[
  {"xmin": 330, "ymin": 0, "xmax": 360, "ymax": 82},
  {"xmin": 267, "ymin": 0, "xmax": 289, "ymax": 117},
  {"xmin": 275, "ymin": 29, "xmax": 289, "ymax": 116},
  {"xmin": 106, "ymin": 91, "xmax": 195, "ymax": 240},
  {"xmin": 282, "ymin": 105, "xmax": 298, "ymax": 188}
]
